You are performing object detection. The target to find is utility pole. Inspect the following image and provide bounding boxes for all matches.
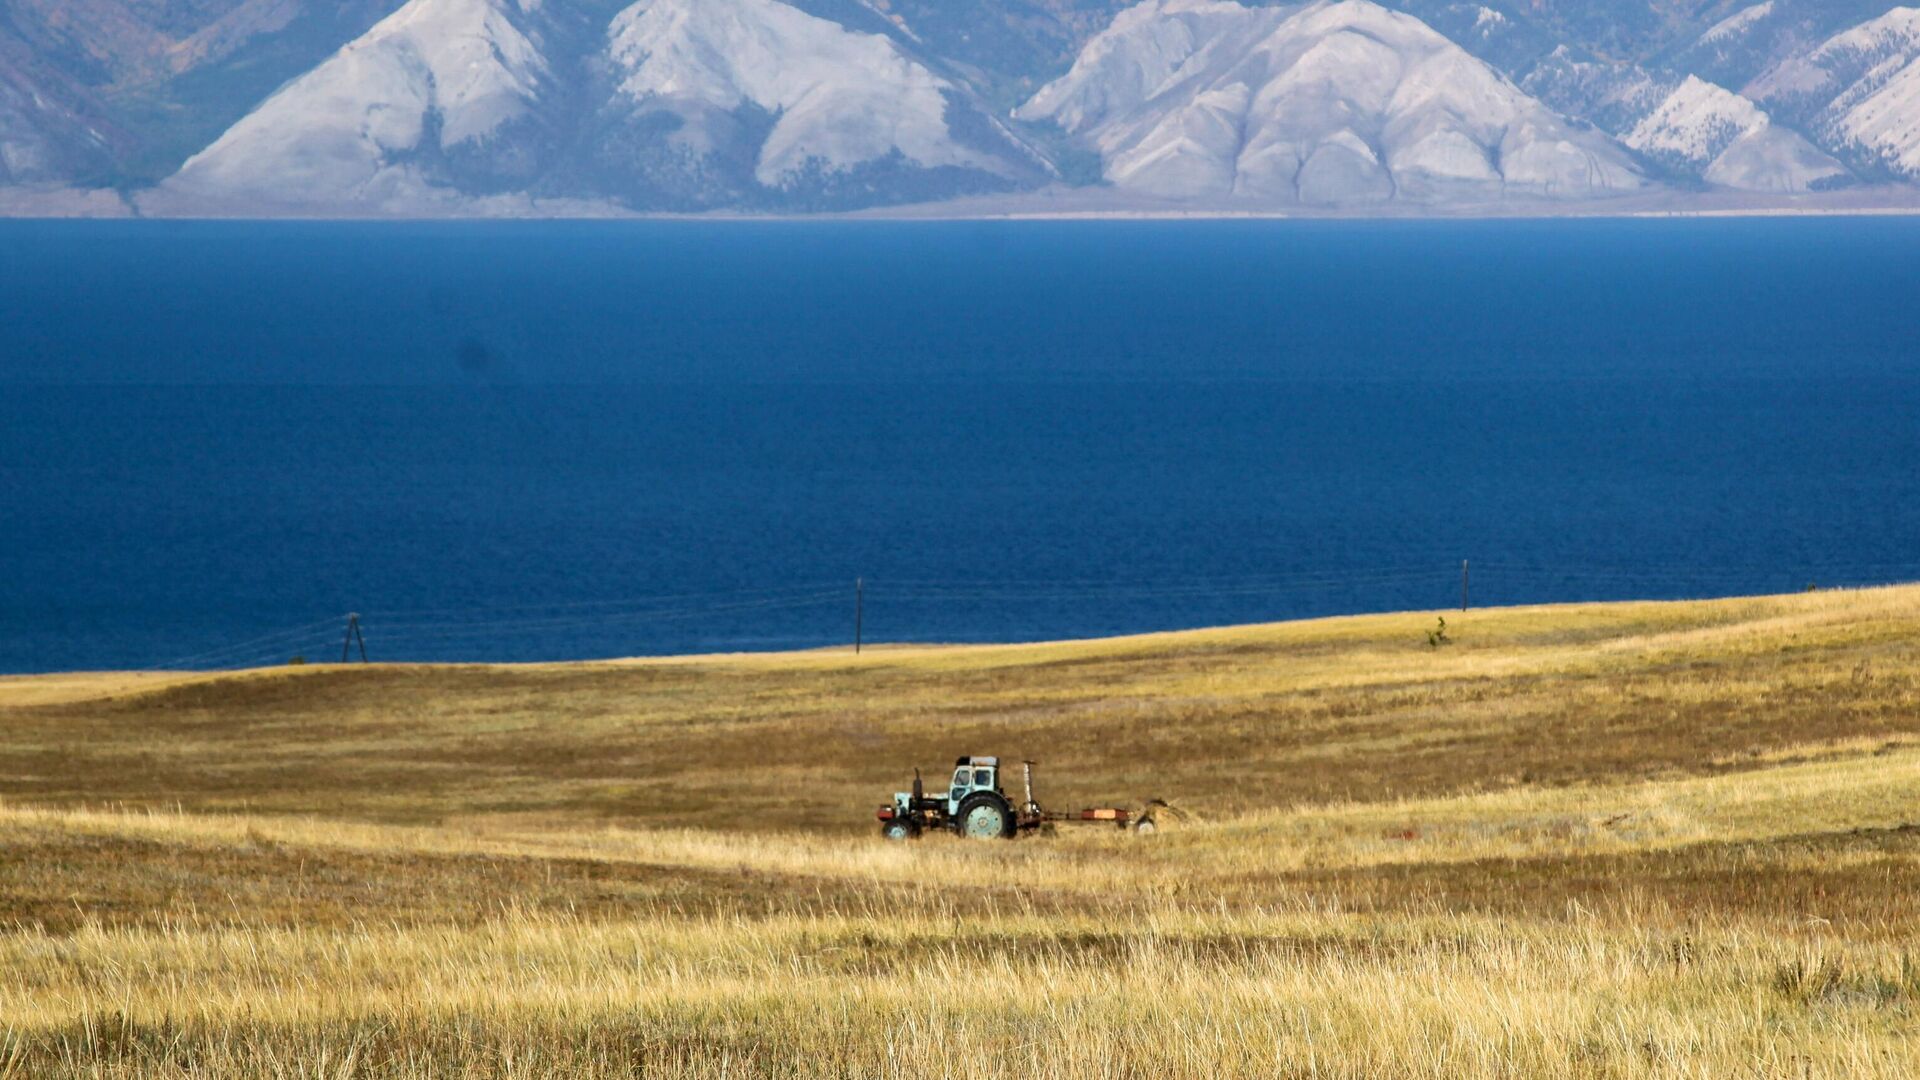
[1461,560,1470,613]
[341,613,368,663]
[854,578,864,654]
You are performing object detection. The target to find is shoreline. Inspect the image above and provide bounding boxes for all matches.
[5,582,1911,687]
[8,184,1920,224]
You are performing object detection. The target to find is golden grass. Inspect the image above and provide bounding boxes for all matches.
[4,585,1920,1076]
[7,908,1920,1079]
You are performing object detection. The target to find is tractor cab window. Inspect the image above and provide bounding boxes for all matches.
[975,769,993,790]
[952,768,971,791]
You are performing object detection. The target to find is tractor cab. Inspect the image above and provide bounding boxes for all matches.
[945,755,1000,815]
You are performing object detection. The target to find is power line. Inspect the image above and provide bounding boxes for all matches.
[872,573,1451,604]
[144,617,347,671]
[361,582,845,621]
[365,591,847,645]
[875,565,1449,589]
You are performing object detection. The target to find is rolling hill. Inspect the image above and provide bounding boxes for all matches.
[2,585,1918,1075]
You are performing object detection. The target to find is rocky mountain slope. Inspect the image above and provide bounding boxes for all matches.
[0,37,116,186]
[0,0,406,186]
[1750,7,1920,179]
[1661,0,1900,90]
[1622,75,1844,191]
[1016,0,1644,205]
[5,0,1920,213]
[164,0,565,208]
[160,0,1043,212]
[598,0,1045,205]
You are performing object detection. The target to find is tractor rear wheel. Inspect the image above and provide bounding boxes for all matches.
[957,794,1015,840]
[881,818,919,841]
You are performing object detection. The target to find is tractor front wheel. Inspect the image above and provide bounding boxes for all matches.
[881,818,920,841]
[957,794,1015,840]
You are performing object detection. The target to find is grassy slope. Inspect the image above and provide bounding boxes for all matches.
[2,585,1919,1076]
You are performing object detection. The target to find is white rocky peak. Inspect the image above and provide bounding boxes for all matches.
[379,0,548,144]
[1751,8,1920,178]
[169,0,550,202]
[1626,76,1843,191]
[607,0,1013,184]
[1629,76,1767,156]
[1810,7,1920,59]
[1751,8,1920,99]
[1834,67,1920,177]
[162,0,1035,209]
[1021,0,1645,204]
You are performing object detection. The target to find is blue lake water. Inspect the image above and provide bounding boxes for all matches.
[3,218,1919,673]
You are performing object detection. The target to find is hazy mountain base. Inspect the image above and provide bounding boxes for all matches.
[0,184,133,217]
[546,98,1035,214]
[111,180,1920,220]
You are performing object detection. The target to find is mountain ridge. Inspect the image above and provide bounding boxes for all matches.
[7,0,1920,215]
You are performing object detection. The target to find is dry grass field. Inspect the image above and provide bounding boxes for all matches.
[3,585,1920,1077]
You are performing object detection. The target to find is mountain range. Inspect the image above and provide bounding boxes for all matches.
[6,0,1920,216]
